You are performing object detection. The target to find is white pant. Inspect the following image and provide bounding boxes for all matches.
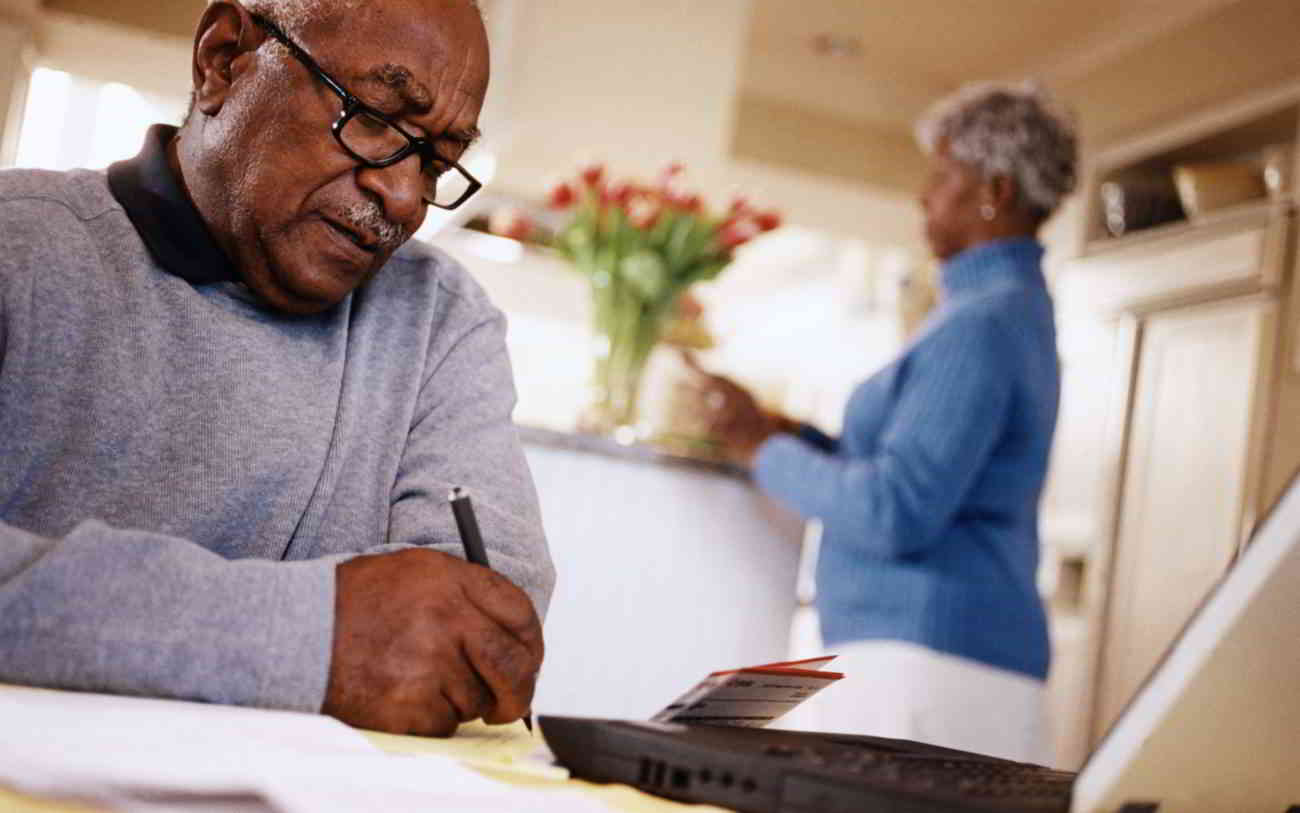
[774,640,1052,765]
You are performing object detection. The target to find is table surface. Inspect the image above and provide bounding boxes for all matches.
[0,693,730,813]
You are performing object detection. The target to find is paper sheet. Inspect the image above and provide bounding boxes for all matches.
[366,719,570,780]
[0,686,607,813]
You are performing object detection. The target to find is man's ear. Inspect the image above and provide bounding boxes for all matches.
[191,1,263,118]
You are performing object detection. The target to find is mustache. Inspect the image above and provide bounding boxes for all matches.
[338,200,408,252]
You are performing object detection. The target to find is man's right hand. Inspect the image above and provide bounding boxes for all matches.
[322,547,543,736]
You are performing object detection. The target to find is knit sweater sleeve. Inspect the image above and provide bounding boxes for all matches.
[754,310,1013,558]
[0,271,6,370]
[0,519,338,711]
[0,180,339,712]
[384,288,556,620]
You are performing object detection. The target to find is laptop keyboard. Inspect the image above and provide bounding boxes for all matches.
[542,716,1078,812]
[764,741,1075,801]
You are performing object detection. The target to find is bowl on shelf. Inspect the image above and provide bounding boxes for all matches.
[1099,175,1185,238]
[1261,143,1294,201]
[1172,161,1266,218]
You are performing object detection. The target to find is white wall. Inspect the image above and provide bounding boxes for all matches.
[495,0,750,185]
[0,1,37,165]
[35,11,191,103]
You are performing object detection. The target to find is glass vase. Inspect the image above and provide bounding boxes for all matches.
[582,275,669,437]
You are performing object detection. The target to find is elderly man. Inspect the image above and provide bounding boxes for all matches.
[0,0,553,737]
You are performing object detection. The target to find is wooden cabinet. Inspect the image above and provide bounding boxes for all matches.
[1055,210,1297,746]
[1044,83,1300,761]
[1095,294,1278,731]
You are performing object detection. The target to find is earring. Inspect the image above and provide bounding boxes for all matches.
[980,203,997,221]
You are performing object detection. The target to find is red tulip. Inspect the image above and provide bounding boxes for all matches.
[580,164,605,187]
[755,210,782,232]
[674,194,703,213]
[728,197,751,216]
[548,182,576,210]
[628,196,662,229]
[603,181,635,208]
[718,219,759,250]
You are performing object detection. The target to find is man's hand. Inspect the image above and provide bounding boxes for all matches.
[322,548,543,737]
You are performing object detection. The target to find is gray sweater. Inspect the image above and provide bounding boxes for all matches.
[0,166,555,712]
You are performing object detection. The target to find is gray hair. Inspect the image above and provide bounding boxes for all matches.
[915,80,1078,221]
[214,0,481,38]
[222,0,360,37]
[183,0,481,122]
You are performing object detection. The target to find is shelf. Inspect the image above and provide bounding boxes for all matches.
[1081,198,1283,258]
[1082,81,1300,252]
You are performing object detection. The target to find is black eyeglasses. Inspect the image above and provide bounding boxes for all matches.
[252,14,482,210]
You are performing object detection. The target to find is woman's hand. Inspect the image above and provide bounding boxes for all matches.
[682,352,794,467]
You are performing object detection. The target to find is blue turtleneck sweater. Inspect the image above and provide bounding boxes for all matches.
[755,237,1058,679]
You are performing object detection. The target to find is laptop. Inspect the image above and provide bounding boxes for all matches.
[541,474,1300,812]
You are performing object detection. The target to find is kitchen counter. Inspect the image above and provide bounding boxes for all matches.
[517,424,744,478]
[518,426,805,720]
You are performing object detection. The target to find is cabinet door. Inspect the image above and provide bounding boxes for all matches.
[1093,294,1278,736]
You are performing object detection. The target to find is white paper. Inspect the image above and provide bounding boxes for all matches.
[0,686,609,812]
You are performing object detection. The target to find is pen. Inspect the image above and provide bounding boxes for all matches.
[449,486,490,568]
[448,487,534,734]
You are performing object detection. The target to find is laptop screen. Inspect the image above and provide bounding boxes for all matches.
[1072,476,1300,812]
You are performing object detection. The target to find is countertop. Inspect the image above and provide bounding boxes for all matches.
[516,425,747,479]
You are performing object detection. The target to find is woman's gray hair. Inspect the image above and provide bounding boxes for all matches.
[916,80,1078,221]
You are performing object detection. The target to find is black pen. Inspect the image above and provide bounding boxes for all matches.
[449,486,490,568]
[448,487,534,734]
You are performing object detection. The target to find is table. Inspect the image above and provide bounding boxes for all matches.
[0,686,730,813]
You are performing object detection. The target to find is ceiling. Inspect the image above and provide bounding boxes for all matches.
[740,0,1244,131]
[43,0,199,40]
[732,0,1300,195]
[36,0,1300,200]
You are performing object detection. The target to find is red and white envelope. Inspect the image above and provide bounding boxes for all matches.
[651,656,843,728]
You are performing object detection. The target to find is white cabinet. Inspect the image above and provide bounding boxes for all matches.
[1050,204,1300,756]
[1043,83,1300,759]
[1095,294,1278,731]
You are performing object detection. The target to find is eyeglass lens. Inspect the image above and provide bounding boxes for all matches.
[339,110,471,207]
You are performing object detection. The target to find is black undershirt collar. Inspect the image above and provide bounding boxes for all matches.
[106,124,238,285]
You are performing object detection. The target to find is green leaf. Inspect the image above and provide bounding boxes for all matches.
[620,250,668,301]
[647,209,678,249]
[693,259,730,282]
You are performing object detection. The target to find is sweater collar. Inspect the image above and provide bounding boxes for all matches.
[106,124,237,286]
[940,236,1045,299]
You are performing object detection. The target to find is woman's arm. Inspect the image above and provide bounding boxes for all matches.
[791,422,839,454]
[682,354,840,462]
[754,312,1013,559]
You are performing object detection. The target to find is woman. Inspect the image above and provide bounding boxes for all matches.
[694,82,1077,764]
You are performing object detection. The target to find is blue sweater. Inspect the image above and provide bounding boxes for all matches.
[755,237,1058,680]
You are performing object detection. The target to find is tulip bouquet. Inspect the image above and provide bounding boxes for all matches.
[548,163,780,433]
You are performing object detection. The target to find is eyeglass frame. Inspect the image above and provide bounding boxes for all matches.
[250,13,482,211]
